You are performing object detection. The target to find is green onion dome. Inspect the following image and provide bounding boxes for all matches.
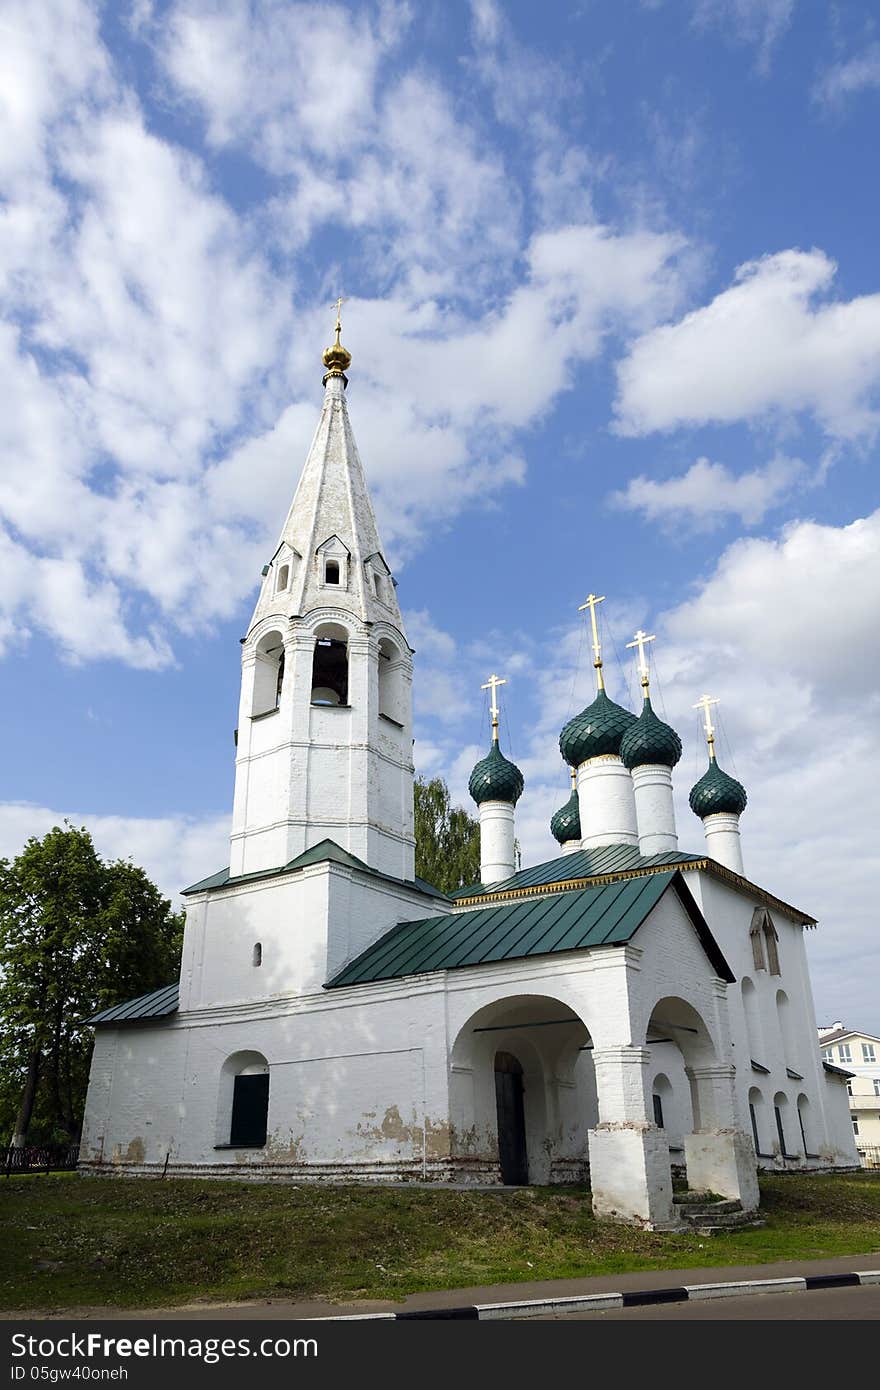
[559,688,637,767]
[689,758,747,818]
[550,788,581,844]
[619,697,682,770]
[468,740,524,806]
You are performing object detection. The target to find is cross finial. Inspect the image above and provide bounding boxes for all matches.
[333,295,347,344]
[577,593,606,691]
[626,628,656,691]
[693,693,720,758]
[481,673,507,741]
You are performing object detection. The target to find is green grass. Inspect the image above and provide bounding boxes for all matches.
[2,1172,879,1311]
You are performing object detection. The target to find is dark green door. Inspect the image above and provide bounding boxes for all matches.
[230,1073,269,1147]
[494,1051,528,1185]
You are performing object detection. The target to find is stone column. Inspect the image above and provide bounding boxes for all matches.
[578,757,639,850]
[702,812,744,874]
[588,1046,674,1228]
[479,800,516,884]
[683,1063,759,1210]
[631,763,678,855]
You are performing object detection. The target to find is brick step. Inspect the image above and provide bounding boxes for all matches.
[674,1197,743,1217]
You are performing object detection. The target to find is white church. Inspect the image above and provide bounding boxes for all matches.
[80,316,857,1228]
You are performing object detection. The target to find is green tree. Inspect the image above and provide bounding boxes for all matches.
[0,824,183,1148]
[414,776,481,895]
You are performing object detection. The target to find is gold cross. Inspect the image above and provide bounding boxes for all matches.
[481,673,507,740]
[626,629,656,689]
[693,693,719,755]
[333,295,347,342]
[578,593,606,690]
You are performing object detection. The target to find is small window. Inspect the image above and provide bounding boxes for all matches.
[652,1093,664,1128]
[852,1114,860,1137]
[276,564,290,592]
[846,1080,853,1096]
[325,559,340,585]
[862,1043,876,1062]
[839,1044,852,1063]
[822,1049,833,1062]
[873,1079,880,1097]
[252,943,262,968]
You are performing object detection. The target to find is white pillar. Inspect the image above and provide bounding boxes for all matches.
[578,757,639,850]
[480,800,515,884]
[702,812,744,874]
[588,1046,674,1227]
[631,764,678,855]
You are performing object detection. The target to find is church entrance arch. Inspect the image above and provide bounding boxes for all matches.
[494,1052,528,1185]
[450,993,594,1185]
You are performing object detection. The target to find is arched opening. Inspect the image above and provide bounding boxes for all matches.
[450,995,592,1185]
[741,975,764,1063]
[773,1091,792,1158]
[651,1072,672,1130]
[494,1052,528,1185]
[252,631,285,717]
[217,1051,269,1149]
[797,1093,815,1157]
[748,1085,769,1157]
[252,942,262,968]
[276,563,290,592]
[311,623,349,706]
[776,989,797,1069]
[378,637,405,725]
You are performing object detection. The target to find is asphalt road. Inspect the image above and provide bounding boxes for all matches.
[534,1284,880,1320]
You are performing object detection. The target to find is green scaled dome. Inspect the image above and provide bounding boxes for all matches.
[468,740,524,806]
[550,788,581,844]
[689,758,747,818]
[620,697,682,770]
[559,688,637,767]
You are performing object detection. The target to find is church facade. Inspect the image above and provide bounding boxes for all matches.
[80,319,857,1228]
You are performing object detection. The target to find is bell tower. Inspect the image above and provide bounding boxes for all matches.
[229,308,416,881]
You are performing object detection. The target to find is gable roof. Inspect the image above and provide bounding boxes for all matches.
[452,841,816,926]
[83,982,179,1027]
[819,1027,880,1047]
[327,869,734,989]
[182,838,448,902]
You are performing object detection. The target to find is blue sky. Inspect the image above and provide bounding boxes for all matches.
[2,0,879,1030]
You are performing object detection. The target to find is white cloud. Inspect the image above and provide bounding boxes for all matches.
[614,249,880,440]
[610,454,808,529]
[0,802,230,904]
[692,0,795,72]
[815,42,880,105]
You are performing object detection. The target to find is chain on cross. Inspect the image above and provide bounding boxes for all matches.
[626,628,656,690]
[578,593,606,690]
[481,673,507,740]
[693,693,720,753]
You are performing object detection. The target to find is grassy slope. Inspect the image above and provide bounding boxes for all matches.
[2,1173,879,1311]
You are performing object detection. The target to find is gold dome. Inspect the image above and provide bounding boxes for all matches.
[322,299,352,381]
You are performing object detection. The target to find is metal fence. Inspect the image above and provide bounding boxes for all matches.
[857,1145,880,1170]
[2,1143,80,1176]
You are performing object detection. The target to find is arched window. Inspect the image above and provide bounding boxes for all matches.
[797,1093,814,1156]
[773,1091,791,1157]
[652,1073,673,1129]
[252,943,262,967]
[378,637,406,725]
[741,976,763,1063]
[311,623,349,706]
[252,632,285,717]
[748,1086,767,1156]
[217,1052,269,1149]
[776,989,797,1069]
[276,563,290,592]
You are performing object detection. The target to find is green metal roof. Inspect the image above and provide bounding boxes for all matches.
[468,739,525,806]
[453,842,699,901]
[182,838,448,902]
[327,870,734,988]
[560,688,637,766]
[84,982,179,1026]
[620,696,682,770]
[689,757,748,818]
